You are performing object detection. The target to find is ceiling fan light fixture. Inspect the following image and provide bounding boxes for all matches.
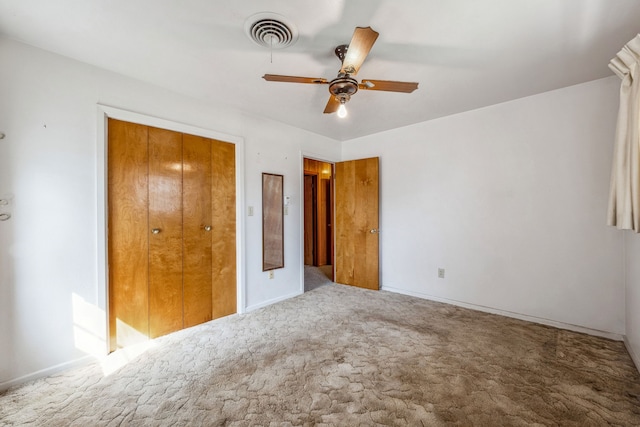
[244,12,298,49]
[337,95,349,118]
[337,102,348,119]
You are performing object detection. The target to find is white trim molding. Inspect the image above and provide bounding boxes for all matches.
[381,285,625,342]
[0,356,94,393]
[624,336,640,372]
[245,290,303,313]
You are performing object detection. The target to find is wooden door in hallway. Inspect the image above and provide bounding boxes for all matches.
[334,157,379,290]
[107,118,236,351]
[303,159,333,269]
[304,174,317,265]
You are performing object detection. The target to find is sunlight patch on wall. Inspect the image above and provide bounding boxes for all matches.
[72,293,106,358]
[72,293,156,377]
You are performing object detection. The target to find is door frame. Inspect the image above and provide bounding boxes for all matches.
[97,105,246,356]
[299,152,340,293]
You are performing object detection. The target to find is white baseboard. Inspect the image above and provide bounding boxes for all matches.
[244,290,303,313]
[1,291,303,392]
[623,336,640,372]
[381,286,624,341]
[0,355,95,393]
[3,288,631,393]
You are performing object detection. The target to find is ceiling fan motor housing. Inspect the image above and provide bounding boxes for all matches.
[329,75,358,99]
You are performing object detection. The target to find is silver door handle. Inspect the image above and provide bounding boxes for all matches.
[204,225,212,231]
[151,228,161,234]
[370,229,379,234]
[0,213,10,221]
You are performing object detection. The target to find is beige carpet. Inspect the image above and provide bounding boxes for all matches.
[2,284,640,426]
[304,265,333,292]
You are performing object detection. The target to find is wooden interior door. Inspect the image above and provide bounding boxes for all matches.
[108,119,150,349]
[183,134,213,328]
[324,178,333,269]
[148,127,184,338]
[334,157,379,290]
[303,158,334,268]
[211,139,237,319]
[304,174,316,265]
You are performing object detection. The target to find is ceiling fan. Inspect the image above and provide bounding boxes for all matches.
[262,26,419,118]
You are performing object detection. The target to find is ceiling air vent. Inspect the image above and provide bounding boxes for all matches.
[244,13,298,49]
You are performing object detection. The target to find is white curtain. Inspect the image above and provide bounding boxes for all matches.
[608,34,640,232]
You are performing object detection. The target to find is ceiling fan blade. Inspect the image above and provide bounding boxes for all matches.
[323,96,340,114]
[359,79,419,93]
[263,74,328,84]
[340,26,379,76]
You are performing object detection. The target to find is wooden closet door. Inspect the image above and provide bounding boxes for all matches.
[211,140,236,318]
[148,127,184,338]
[108,119,150,350]
[183,134,213,328]
[109,120,237,350]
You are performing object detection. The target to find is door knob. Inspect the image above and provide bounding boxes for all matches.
[151,228,161,234]
[204,225,212,231]
[0,213,10,221]
[370,229,379,234]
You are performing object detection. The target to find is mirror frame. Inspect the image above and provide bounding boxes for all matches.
[262,173,284,271]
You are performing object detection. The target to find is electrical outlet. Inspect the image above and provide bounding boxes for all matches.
[284,206,288,215]
[438,268,445,279]
[248,206,254,216]
[268,270,274,279]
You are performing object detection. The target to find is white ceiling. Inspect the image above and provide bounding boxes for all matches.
[1,0,639,141]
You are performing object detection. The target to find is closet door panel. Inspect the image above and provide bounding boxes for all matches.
[211,140,236,318]
[148,127,184,338]
[183,134,213,328]
[108,119,150,351]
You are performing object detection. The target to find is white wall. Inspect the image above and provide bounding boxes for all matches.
[625,233,640,369]
[0,37,340,389]
[343,77,625,336]
[241,115,340,310]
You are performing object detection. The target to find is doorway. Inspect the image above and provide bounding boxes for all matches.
[302,156,381,292]
[303,158,334,290]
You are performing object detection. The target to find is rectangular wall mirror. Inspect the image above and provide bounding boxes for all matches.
[262,173,284,271]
